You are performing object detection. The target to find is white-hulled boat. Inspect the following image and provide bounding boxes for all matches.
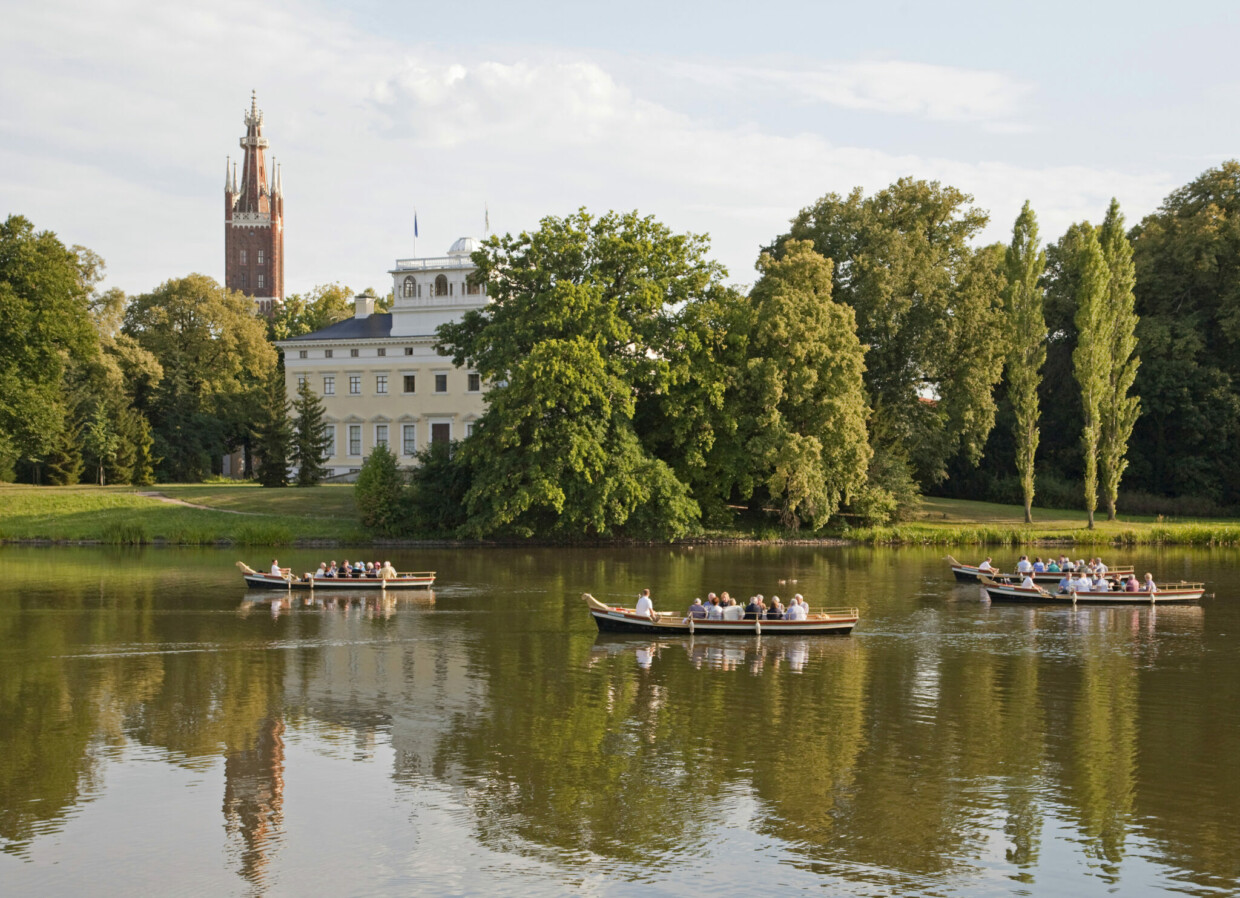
[979,576,1205,605]
[237,562,435,590]
[582,594,858,635]
[946,555,1134,585]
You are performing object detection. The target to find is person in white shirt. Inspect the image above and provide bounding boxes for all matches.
[1095,558,1109,575]
[1074,573,1092,592]
[314,563,327,579]
[1091,574,1109,592]
[795,594,809,618]
[978,557,995,574]
[635,589,657,621]
[1016,556,1033,574]
[270,559,284,577]
[1020,574,1036,589]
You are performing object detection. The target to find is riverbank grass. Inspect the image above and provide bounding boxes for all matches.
[0,483,365,545]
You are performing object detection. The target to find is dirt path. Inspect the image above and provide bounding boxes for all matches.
[137,491,259,515]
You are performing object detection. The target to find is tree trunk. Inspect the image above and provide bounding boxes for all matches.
[1024,500,1033,524]
[1087,508,1095,529]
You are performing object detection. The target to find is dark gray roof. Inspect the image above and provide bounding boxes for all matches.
[285,314,393,341]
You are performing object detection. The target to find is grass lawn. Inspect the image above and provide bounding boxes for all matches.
[0,483,365,545]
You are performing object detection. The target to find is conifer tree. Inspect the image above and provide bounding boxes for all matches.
[43,419,84,485]
[131,414,156,486]
[1003,202,1047,524]
[254,367,293,487]
[292,379,332,486]
[1070,224,1111,529]
[1098,199,1141,520]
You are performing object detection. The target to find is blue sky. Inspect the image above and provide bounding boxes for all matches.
[2,0,1237,296]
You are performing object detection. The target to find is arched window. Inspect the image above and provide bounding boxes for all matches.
[466,281,481,295]
[435,274,449,296]
[402,276,416,298]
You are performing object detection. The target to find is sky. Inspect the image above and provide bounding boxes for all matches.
[3,0,1239,297]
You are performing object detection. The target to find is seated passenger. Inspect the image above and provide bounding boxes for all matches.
[1032,557,1045,573]
[1091,575,1109,591]
[1141,573,1158,593]
[1057,574,1072,593]
[978,557,995,574]
[723,603,744,621]
[1047,559,1061,572]
[270,559,283,577]
[314,563,328,579]
[380,561,397,580]
[1020,573,1036,589]
[687,598,707,619]
[340,559,351,578]
[796,594,810,617]
[1016,555,1033,573]
[1096,558,1109,575]
[743,597,762,620]
[635,588,657,620]
[706,596,723,620]
[767,597,784,620]
[1124,575,1139,592]
[1074,573,1092,591]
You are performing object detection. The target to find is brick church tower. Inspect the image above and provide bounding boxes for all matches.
[225,91,283,313]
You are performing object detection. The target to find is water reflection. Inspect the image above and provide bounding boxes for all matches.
[0,546,1238,896]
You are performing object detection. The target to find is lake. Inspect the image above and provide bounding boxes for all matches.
[1,545,1237,896]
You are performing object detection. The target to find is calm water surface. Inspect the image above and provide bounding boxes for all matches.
[1,545,1238,896]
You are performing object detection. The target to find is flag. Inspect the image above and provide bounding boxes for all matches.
[414,211,419,238]
[485,204,489,235]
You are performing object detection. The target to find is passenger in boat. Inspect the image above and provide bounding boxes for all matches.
[1016,555,1033,574]
[978,557,995,574]
[635,588,657,621]
[723,602,744,621]
[380,561,397,580]
[1057,574,1072,594]
[364,562,375,577]
[1074,572,1092,592]
[1091,573,1110,591]
[1020,573,1036,589]
[1033,557,1045,573]
[1141,573,1158,594]
[1096,558,1109,575]
[339,559,351,578]
[1124,574,1139,592]
[719,591,733,607]
[797,594,810,617]
[768,597,785,620]
[744,596,762,620]
[270,559,283,577]
[706,596,723,620]
[687,598,707,620]
[314,562,328,579]
[1047,558,1061,572]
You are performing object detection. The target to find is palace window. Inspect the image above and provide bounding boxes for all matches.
[375,424,389,449]
[349,375,361,395]
[377,348,386,357]
[298,350,307,359]
[323,375,335,395]
[403,375,416,393]
[376,374,388,394]
[403,276,416,298]
[348,425,362,456]
[404,347,414,356]
[431,422,451,444]
[325,349,333,359]
[466,281,481,295]
[402,425,417,457]
[350,348,359,358]
[467,373,481,392]
[435,374,448,393]
[321,425,335,459]
[465,422,476,438]
[296,375,307,389]
[435,275,448,296]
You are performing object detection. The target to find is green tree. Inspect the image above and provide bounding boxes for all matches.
[1003,202,1048,523]
[770,179,1006,494]
[1070,224,1111,528]
[82,409,120,485]
[131,413,156,486]
[254,367,293,487]
[406,440,473,535]
[123,274,276,481]
[354,444,407,536]
[437,210,713,539]
[291,379,332,486]
[742,241,871,529]
[42,421,84,485]
[267,283,354,340]
[0,216,98,472]
[1097,199,1141,520]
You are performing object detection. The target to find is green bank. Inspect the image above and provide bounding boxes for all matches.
[0,483,366,545]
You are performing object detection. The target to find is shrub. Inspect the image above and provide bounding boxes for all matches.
[354,445,409,536]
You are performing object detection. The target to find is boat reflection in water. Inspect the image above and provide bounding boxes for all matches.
[589,634,845,673]
[238,590,436,620]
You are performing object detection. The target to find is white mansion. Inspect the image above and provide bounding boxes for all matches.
[277,238,488,478]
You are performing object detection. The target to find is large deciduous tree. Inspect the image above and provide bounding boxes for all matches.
[1097,199,1141,520]
[742,241,871,529]
[770,178,1006,499]
[0,216,98,477]
[123,274,276,481]
[1069,224,1111,528]
[437,209,714,540]
[1003,202,1047,523]
[267,283,355,341]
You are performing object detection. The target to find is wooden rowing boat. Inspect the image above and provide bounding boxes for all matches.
[237,562,435,590]
[582,593,858,635]
[946,555,1134,585]
[979,576,1205,605]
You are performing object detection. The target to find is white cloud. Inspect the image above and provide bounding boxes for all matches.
[0,0,1180,297]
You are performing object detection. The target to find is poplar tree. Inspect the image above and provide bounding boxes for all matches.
[1070,225,1111,528]
[1003,202,1047,524]
[1097,199,1141,520]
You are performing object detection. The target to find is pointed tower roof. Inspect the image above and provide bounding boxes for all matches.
[235,90,271,214]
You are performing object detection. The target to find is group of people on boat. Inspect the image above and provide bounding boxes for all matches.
[979,555,1114,575]
[1050,571,1157,594]
[977,554,1158,594]
[672,591,813,621]
[269,558,399,581]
